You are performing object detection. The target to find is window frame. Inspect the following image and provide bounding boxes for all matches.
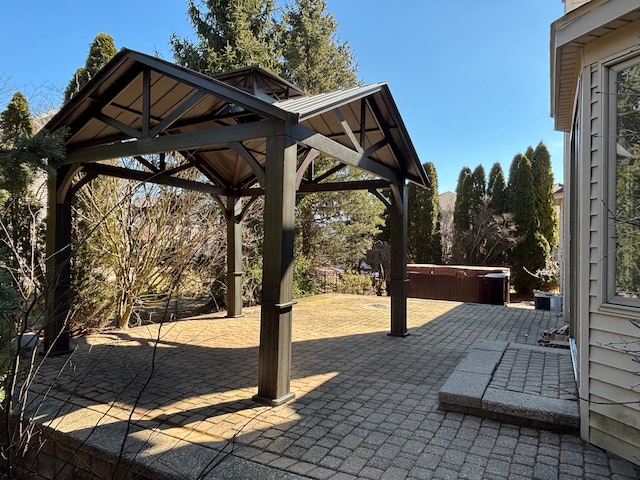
[605,55,640,308]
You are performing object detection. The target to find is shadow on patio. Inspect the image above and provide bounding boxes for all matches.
[20,294,639,479]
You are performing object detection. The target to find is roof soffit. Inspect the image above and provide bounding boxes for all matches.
[552,1,640,131]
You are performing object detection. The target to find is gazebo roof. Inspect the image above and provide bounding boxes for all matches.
[45,48,427,194]
[44,49,423,398]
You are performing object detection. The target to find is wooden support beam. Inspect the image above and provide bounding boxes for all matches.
[65,120,279,165]
[334,109,363,153]
[360,99,367,149]
[254,133,297,406]
[95,113,142,139]
[141,68,151,138]
[369,187,392,209]
[364,138,389,158]
[56,165,83,203]
[240,195,261,218]
[81,163,227,195]
[298,179,390,193]
[226,196,243,318]
[45,166,73,354]
[148,90,207,138]
[295,148,320,189]
[369,93,410,177]
[388,182,409,337]
[70,172,97,198]
[234,179,390,197]
[312,163,346,184]
[229,141,266,186]
[290,124,403,184]
[134,155,160,173]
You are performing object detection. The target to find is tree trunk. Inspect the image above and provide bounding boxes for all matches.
[117,295,134,329]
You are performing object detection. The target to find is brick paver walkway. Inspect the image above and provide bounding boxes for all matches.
[490,345,577,401]
[28,294,640,479]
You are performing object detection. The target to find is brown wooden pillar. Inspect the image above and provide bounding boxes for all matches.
[45,166,73,354]
[226,195,243,318]
[253,131,297,405]
[389,183,409,337]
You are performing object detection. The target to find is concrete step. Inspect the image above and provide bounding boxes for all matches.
[438,339,579,432]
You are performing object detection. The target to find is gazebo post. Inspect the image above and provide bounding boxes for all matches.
[253,132,297,405]
[389,182,409,337]
[45,166,73,354]
[226,195,243,318]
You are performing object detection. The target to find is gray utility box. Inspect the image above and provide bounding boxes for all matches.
[534,291,563,312]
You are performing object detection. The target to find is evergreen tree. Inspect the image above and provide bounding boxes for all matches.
[524,145,534,163]
[452,163,520,265]
[508,152,520,188]
[471,164,486,219]
[279,0,361,264]
[1,92,36,273]
[63,33,117,102]
[471,164,486,200]
[508,154,549,293]
[487,162,500,198]
[0,93,65,310]
[279,0,381,273]
[281,0,358,93]
[408,162,440,263]
[488,162,507,213]
[169,0,378,286]
[0,92,36,196]
[453,166,474,234]
[0,92,32,147]
[507,154,522,212]
[0,109,65,473]
[531,142,558,247]
[170,0,280,75]
[63,34,119,326]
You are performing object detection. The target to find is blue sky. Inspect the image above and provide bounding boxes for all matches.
[0,0,565,193]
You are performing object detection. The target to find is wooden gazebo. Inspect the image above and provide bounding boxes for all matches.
[44,49,428,405]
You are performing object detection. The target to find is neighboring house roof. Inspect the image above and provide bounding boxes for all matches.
[44,48,427,191]
[553,183,564,206]
[32,110,57,132]
[553,183,564,195]
[439,191,456,213]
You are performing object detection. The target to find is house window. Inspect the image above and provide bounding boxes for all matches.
[611,61,640,302]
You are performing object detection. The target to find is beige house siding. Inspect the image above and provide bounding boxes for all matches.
[565,24,640,464]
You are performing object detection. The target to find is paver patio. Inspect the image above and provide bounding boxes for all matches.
[25,294,640,479]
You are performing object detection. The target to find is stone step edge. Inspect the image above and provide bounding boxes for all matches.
[438,340,579,432]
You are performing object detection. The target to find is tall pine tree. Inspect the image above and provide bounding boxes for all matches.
[0,92,32,147]
[63,34,119,327]
[170,0,281,75]
[471,164,486,200]
[487,162,507,213]
[1,93,36,281]
[0,93,65,304]
[471,164,486,220]
[280,0,357,93]
[453,166,474,234]
[531,142,558,248]
[408,162,440,263]
[280,0,376,273]
[63,33,117,103]
[508,153,549,293]
[170,0,382,285]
